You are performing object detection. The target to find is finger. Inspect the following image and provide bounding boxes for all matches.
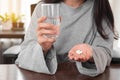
[69,49,81,61]
[37,23,55,30]
[80,54,87,62]
[37,23,57,32]
[38,36,56,44]
[45,37,56,43]
[38,16,47,23]
[46,37,56,43]
[73,51,80,61]
[82,50,88,60]
[85,51,93,61]
[42,42,53,51]
[86,46,93,60]
[68,50,76,59]
[69,56,74,60]
[37,29,57,37]
[75,53,85,62]
[74,56,79,61]
[68,50,74,57]
[70,54,78,61]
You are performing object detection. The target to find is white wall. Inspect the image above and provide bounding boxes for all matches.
[21,0,40,30]
[112,1,120,34]
[112,1,120,47]
[110,0,120,57]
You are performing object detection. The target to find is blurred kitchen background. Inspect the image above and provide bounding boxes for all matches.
[0,0,39,64]
[0,0,120,64]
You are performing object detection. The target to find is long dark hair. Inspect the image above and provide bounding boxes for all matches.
[43,0,115,39]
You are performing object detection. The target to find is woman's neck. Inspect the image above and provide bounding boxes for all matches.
[64,0,85,8]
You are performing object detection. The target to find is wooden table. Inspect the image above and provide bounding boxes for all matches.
[0,62,120,80]
[0,30,25,40]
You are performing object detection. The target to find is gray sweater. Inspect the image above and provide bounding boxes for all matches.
[16,0,114,77]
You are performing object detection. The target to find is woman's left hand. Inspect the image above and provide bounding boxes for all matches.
[68,44,93,62]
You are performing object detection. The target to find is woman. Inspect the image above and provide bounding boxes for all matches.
[16,0,115,76]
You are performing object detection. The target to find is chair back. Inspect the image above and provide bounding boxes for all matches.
[31,4,37,16]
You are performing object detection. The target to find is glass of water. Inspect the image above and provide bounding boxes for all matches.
[41,3,60,38]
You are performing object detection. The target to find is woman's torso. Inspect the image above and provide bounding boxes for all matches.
[53,0,94,62]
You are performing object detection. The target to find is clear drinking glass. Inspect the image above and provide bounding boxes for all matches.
[41,3,60,38]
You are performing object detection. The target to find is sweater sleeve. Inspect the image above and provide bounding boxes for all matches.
[76,23,114,77]
[15,3,58,74]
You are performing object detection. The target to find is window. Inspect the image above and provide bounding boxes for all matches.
[0,0,40,30]
[111,1,120,46]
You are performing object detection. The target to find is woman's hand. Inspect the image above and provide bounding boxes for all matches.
[36,16,59,53]
[68,44,93,62]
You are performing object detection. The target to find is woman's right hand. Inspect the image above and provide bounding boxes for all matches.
[36,16,59,53]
